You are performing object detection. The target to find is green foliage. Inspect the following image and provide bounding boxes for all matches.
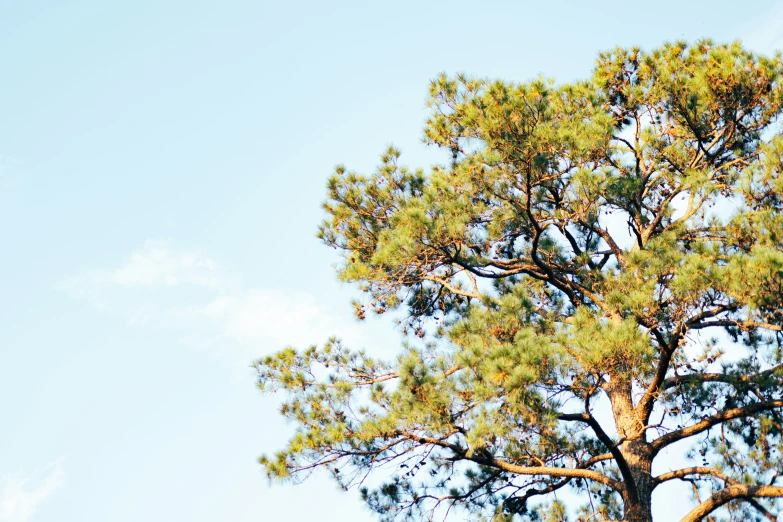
[257,41,783,521]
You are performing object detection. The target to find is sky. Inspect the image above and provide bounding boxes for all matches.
[1,1,783,521]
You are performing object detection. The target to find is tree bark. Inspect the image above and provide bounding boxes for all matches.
[620,439,654,522]
[605,376,654,522]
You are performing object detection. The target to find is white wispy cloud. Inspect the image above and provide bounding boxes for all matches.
[0,459,65,522]
[61,240,235,309]
[199,289,361,347]
[61,241,364,358]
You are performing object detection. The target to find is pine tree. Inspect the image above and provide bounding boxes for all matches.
[255,40,783,521]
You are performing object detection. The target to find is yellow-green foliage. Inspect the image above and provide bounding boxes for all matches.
[258,41,783,521]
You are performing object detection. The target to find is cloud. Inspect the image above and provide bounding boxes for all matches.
[0,459,65,522]
[61,241,364,358]
[61,240,234,309]
[201,289,363,347]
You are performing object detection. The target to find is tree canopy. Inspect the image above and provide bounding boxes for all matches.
[255,40,783,522]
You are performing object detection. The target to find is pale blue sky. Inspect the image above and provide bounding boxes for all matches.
[2,1,783,521]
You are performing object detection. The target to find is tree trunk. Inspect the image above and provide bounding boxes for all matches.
[624,500,653,522]
[621,439,654,522]
[605,376,655,522]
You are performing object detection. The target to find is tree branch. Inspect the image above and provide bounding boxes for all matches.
[651,400,783,454]
[637,342,675,423]
[662,364,783,391]
[503,453,614,512]
[688,319,782,332]
[558,412,636,490]
[653,466,739,487]
[748,498,778,522]
[399,431,624,492]
[680,484,783,522]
